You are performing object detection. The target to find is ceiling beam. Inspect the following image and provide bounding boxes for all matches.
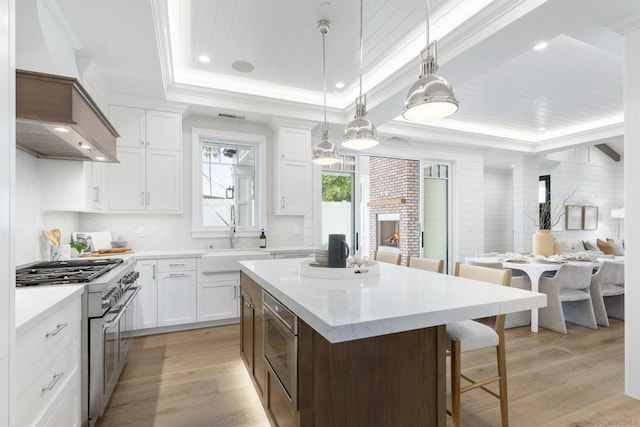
[595,143,621,161]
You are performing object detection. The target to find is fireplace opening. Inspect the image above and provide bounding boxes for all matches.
[377,213,400,248]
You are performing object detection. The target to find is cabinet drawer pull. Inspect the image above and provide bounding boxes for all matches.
[140,141,145,146]
[153,264,156,279]
[281,196,285,209]
[41,372,64,392]
[147,191,150,206]
[169,273,188,277]
[45,322,68,338]
[169,263,186,267]
[141,192,145,206]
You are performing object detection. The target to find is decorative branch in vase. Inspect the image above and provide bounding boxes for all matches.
[527,188,584,256]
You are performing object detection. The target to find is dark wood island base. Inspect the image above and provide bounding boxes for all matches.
[241,272,446,427]
[298,320,446,427]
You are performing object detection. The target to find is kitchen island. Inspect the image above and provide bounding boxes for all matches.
[239,258,546,427]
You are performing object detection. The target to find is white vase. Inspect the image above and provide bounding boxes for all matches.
[533,230,554,257]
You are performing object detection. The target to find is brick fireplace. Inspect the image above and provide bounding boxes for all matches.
[368,157,420,265]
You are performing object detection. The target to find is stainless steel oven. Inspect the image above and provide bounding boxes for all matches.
[89,268,140,426]
[263,291,298,406]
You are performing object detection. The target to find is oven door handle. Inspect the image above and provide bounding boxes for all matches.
[104,286,141,329]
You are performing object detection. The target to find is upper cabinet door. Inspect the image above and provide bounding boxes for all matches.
[145,111,181,151]
[277,127,310,161]
[109,106,146,149]
[146,150,181,212]
[107,147,146,211]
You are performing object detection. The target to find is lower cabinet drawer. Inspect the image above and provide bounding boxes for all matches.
[266,364,298,427]
[38,369,81,427]
[16,297,81,379]
[16,333,80,427]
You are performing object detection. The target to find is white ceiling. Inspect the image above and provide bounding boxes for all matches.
[51,0,640,167]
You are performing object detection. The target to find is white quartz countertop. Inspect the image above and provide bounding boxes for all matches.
[239,258,547,343]
[15,285,84,336]
[132,246,315,259]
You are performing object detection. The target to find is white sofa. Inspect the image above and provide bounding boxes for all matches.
[555,237,624,257]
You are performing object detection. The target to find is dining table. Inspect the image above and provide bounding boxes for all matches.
[464,255,622,332]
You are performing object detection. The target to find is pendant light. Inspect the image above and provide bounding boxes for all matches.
[402,0,459,122]
[312,20,340,166]
[342,0,378,150]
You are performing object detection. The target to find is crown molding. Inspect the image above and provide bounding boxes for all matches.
[608,12,640,35]
[151,0,174,96]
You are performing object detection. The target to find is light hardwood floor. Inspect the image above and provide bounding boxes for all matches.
[97,320,640,427]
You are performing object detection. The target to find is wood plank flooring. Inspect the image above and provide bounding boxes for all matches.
[97,320,640,427]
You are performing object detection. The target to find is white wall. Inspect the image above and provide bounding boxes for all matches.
[484,169,514,253]
[1,0,15,425]
[80,114,305,251]
[15,150,80,264]
[543,146,623,241]
[453,154,485,262]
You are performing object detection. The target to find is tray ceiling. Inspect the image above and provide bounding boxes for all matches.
[50,0,640,162]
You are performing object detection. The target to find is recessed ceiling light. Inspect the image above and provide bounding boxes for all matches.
[533,42,548,51]
[53,127,70,133]
[335,82,345,89]
[96,156,105,161]
[538,127,546,131]
[232,60,254,73]
[198,54,211,64]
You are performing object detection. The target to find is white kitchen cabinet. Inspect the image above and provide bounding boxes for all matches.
[157,258,197,327]
[39,159,107,212]
[278,160,309,214]
[106,105,182,213]
[197,278,239,322]
[16,294,81,427]
[109,106,181,151]
[106,146,180,212]
[84,161,107,210]
[135,260,158,330]
[274,125,312,215]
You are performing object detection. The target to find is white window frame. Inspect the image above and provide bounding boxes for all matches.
[191,128,267,238]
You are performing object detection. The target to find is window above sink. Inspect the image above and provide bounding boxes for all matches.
[191,128,267,238]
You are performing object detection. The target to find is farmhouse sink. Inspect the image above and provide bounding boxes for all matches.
[200,250,272,273]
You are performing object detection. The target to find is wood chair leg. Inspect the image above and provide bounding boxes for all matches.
[451,339,461,427]
[497,341,509,427]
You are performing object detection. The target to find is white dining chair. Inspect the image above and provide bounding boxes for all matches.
[447,262,512,427]
[538,263,597,334]
[590,261,624,326]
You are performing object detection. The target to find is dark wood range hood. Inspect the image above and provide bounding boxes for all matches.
[16,69,120,162]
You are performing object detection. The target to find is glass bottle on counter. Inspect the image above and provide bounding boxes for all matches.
[259,229,267,248]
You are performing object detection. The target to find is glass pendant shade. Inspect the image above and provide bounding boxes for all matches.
[342,101,379,150]
[312,129,340,165]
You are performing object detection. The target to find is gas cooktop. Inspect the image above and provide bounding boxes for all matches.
[16,258,124,286]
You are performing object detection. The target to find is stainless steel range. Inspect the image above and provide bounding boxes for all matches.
[16,257,140,427]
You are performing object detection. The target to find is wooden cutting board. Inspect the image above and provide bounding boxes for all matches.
[81,248,133,257]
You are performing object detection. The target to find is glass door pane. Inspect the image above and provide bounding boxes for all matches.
[423,163,450,272]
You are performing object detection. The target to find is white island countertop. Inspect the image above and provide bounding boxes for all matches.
[239,258,547,343]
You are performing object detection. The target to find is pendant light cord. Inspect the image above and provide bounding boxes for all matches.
[425,0,430,46]
[358,0,363,99]
[322,27,328,132]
